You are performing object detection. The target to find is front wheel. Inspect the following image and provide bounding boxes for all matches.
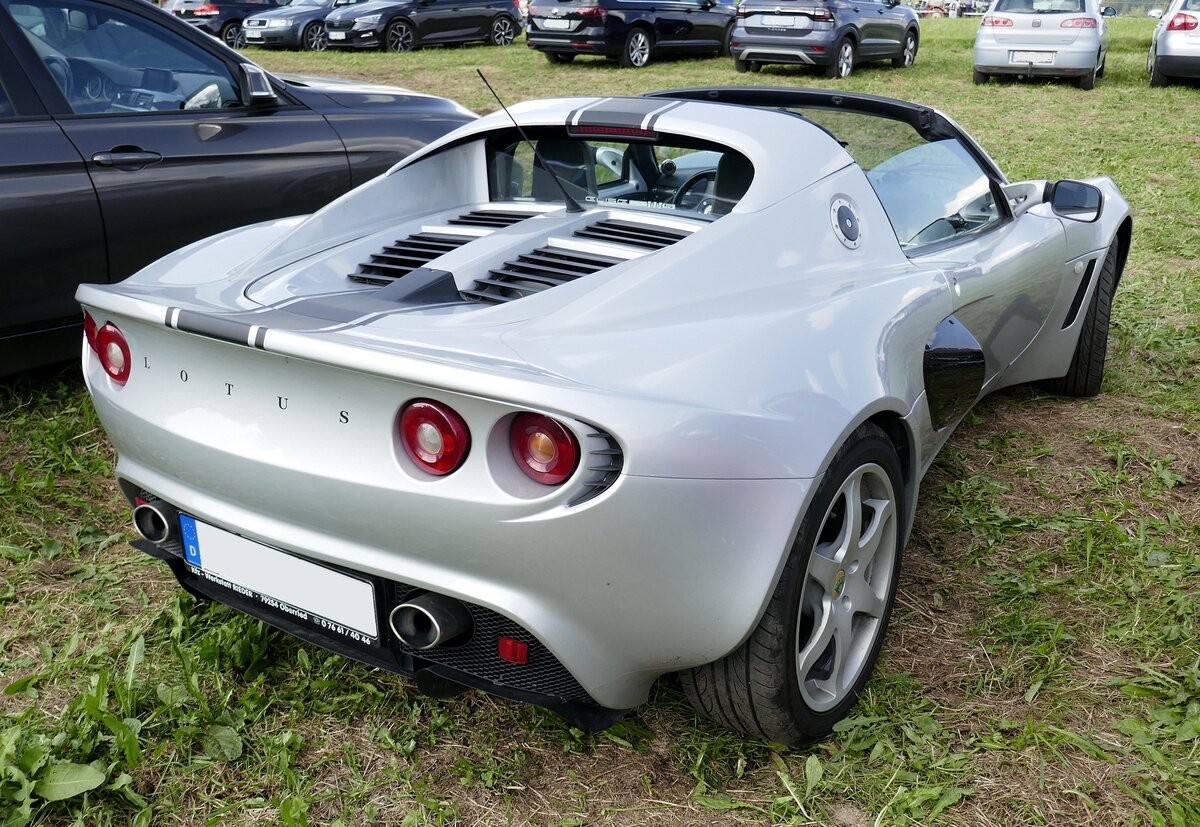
[1039,239,1119,397]
[385,19,416,52]
[619,27,651,68]
[680,422,905,745]
[300,22,326,51]
[489,15,516,46]
[824,37,854,79]
[893,29,917,68]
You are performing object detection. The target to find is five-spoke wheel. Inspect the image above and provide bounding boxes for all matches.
[825,37,855,79]
[619,28,651,68]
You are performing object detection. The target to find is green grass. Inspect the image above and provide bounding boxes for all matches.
[3,19,1199,826]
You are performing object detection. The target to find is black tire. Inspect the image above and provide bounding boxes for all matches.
[489,15,516,46]
[1149,56,1169,87]
[221,22,245,49]
[680,422,905,745]
[719,23,733,57]
[619,27,651,68]
[824,37,854,79]
[1040,240,1119,397]
[385,19,416,52]
[972,68,989,84]
[1076,58,1098,90]
[300,22,326,51]
[893,28,917,68]
[544,51,576,64]
[734,56,749,73]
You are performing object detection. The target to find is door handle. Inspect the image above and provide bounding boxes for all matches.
[92,150,163,170]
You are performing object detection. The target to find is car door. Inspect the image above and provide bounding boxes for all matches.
[651,0,694,48]
[874,0,907,54]
[7,0,352,280]
[0,9,107,371]
[450,0,499,39]
[853,0,892,57]
[410,0,459,41]
[682,0,727,49]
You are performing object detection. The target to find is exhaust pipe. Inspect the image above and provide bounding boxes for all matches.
[133,500,178,545]
[389,592,473,650]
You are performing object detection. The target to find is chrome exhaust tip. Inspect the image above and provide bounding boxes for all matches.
[389,592,473,650]
[133,501,177,545]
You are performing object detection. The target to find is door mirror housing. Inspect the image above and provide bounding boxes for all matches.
[1001,180,1048,219]
[1047,180,1103,223]
[240,64,278,108]
[1100,6,1116,15]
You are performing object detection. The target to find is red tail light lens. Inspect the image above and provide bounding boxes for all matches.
[577,6,604,16]
[1060,16,1098,27]
[510,413,579,486]
[193,3,219,14]
[83,311,98,354]
[980,15,1013,26]
[399,400,471,476]
[1168,12,1198,30]
[95,323,131,385]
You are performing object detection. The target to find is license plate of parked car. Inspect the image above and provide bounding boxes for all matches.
[328,30,346,39]
[759,14,796,26]
[179,515,379,645]
[244,31,262,39]
[1011,50,1053,64]
[541,17,571,28]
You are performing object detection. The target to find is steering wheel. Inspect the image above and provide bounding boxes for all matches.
[44,55,73,99]
[673,169,716,209]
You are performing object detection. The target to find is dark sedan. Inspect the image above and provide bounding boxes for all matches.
[0,0,475,375]
[323,0,522,51]
[161,0,284,48]
[243,0,366,50]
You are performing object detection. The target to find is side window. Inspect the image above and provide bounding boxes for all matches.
[8,0,243,114]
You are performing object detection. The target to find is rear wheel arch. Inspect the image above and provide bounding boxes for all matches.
[1113,217,1132,290]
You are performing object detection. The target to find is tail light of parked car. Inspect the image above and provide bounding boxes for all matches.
[738,4,832,20]
[398,400,471,476]
[980,15,1013,26]
[1059,17,1098,27]
[510,413,579,486]
[1167,12,1198,30]
[192,4,220,15]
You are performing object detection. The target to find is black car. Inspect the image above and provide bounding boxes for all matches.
[525,0,736,68]
[0,0,475,375]
[730,0,919,78]
[243,0,365,50]
[162,0,283,47]
[323,0,522,51]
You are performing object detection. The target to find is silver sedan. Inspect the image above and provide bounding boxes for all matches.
[973,0,1113,89]
[1149,0,1200,85]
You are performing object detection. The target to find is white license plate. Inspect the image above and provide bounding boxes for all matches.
[1011,50,1053,65]
[180,515,379,644]
[244,30,262,38]
[759,14,796,26]
[328,30,346,39]
[541,17,570,29]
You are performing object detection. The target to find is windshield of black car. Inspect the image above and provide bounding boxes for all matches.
[486,128,753,218]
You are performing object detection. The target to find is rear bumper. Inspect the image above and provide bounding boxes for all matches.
[730,28,835,66]
[1155,52,1200,79]
[974,41,1100,75]
[525,25,620,55]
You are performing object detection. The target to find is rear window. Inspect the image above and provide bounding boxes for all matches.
[993,0,1086,12]
[487,128,753,218]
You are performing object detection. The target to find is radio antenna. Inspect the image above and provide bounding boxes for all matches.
[476,69,583,214]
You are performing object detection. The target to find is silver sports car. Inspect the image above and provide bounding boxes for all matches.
[78,87,1131,744]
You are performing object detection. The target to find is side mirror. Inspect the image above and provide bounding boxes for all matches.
[1047,180,1103,223]
[1100,5,1116,15]
[1001,180,1047,218]
[240,64,277,107]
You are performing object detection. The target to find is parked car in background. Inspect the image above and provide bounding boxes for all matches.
[1148,0,1200,85]
[77,85,1131,743]
[243,0,364,49]
[0,0,474,375]
[323,0,522,51]
[973,0,1115,89]
[731,0,920,78]
[162,0,282,47]
[525,0,736,68]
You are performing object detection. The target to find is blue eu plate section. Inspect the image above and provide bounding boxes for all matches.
[180,514,202,566]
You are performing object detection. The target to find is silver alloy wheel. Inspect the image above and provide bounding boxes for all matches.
[902,33,916,66]
[491,16,515,45]
[303,23,327,51]
[223,24,246,49]
[836,40,854,77]
[794,461,897,712]
[628,30,650,67]
[387,21,414,52]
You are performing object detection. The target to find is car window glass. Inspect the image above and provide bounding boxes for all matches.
[993,0,1085,11]
[4,0,243,114]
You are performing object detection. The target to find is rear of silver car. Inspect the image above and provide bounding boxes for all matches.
[973,0,1108,87]
[1149,0,1200,84]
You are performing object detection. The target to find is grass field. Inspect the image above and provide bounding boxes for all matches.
[2,17,1199,827]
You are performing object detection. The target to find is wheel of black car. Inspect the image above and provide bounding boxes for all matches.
[222,22,246,49]
[386,19,416,52]
[824,37,854,79]
[1040,239,1119,398]
[545,51,576,64]
[301,22,326,51]
[893,29,917,68]
[489,15,516,46]
[972,68,989,84]
[720,22,733,57]
[619,27,651,68]
[1149,56,1169,87]
[680,422,904,745]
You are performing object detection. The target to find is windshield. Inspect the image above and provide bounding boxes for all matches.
[993,0,1086,13]
[487,128,753,218]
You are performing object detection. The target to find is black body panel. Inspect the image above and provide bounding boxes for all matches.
[923,315,986,431]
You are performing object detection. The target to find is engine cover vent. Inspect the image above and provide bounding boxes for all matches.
[461,246,625,304]
[448,209,537,229]
[348,232,473,286]
[573,218,690,250]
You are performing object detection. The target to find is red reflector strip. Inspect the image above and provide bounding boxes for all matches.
[134,496,149,506]
[568,124,658,140]
[497,637,529,664]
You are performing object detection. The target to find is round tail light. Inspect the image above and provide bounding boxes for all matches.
[95,323,131,385]
[399,400,471,476]
[83,311,98,354]
[510,413,579,486]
